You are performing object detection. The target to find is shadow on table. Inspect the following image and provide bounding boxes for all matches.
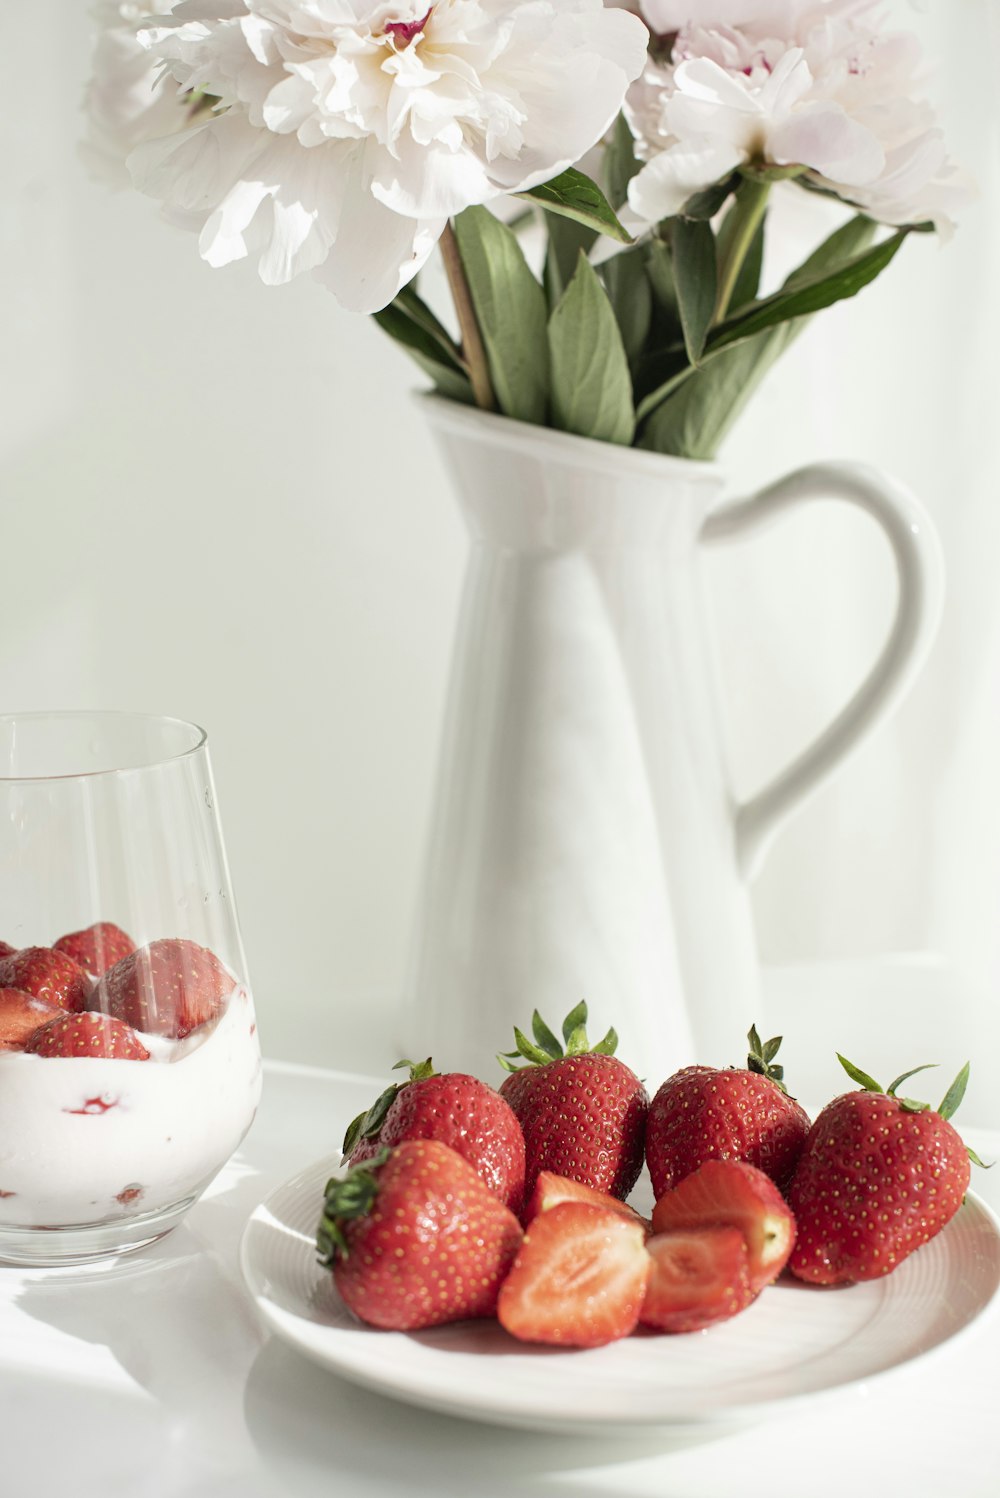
[10,1157,271,1474]
[242,1337,741,1498]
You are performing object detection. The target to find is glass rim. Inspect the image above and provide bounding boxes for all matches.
[0,711,209,783]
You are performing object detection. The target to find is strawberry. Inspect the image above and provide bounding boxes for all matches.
[521,1170,650,1231]
[651,1158,796,1294]
[498,1003,648,1200]
[641,1227,754,1334]
[54,922,135,976]
[93,938,232,1038]
[25,1011,151,1060]
[497,1201,650,1348]
[342,1058,526,1214]
[788,1056,978,1286]
[645,1026,810,1198]
[0,988,62,1050]
[0,941,17,960]
[317,1140,523,1331]
[0,947,90,1014]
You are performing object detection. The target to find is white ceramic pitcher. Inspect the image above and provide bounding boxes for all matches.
[400,397,944,1082]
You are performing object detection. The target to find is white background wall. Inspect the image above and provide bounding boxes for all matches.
[0,3,997,1077]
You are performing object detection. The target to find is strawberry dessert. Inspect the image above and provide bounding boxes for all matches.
[0,932,261,1232]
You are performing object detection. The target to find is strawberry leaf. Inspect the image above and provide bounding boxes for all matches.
[561,1001,588,1045]
[591,1026,619,1057]
[565,1024,590,1056]
[392,1057,437,1082]
[531,1010,564,1060]
[886,1063,937,1098]
[762,1035,783,1065]
[897,1097,931,1114]
[837,1054,883,1093]
[938,1062,970,1121]
[341,1083,401,1155]
[512,1027,554,1066]
[317,1150,391,1263]
[967,1146,992,1169]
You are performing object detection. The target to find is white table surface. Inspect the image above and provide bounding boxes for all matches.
[2,1054,998,1498]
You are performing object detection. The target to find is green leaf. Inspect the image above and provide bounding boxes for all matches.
[452,205,549,424]
[519,167,633,244]
[374,297,474,404]
[543,213,598,309]
[561,1001,589,1046]
[967,1146,992,1170]
[681,174,739,221]
[886,1063,937,1098]
[565,1024,590,1056]
[600,246,653,372]
[938,1062,970,1122]
[604,112,641,210]
[531,1009,564,1060]
[711,228,909,352]
[548,254,635,446]
[669,216,717,365]
[511,1026,554,1066]
[638,330,793,457]
[762,1036,783,1065]
[837,1054,883,1093]
[591,1026,619,1057]
[636,214,886,454]
[392,287,462,367]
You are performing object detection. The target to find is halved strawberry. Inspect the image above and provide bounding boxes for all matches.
[497,1201,650,1348]
[25,1011,150,1061]
[521,1170,650,1231]
[94,938,232,1038]
[641,1228,754,1333]
[54,922,135,977]
[651,1159,796,1295]
[0,947,90,1013]
[0,988,62,1051]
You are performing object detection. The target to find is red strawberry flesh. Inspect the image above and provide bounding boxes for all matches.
[94,938,232,1038]
[651,1158,796,1294]
[0,947,90,1014]
[321,1140,523,1331]
[0,988,62,1050]
[54,922,135,976]
[25,1011,151,1061]
[497,1201,650,1348]
[641,1227,754,1333]
[522,1170,650,1231]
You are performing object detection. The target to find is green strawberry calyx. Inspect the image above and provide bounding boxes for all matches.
[836,1054,990,1169]
[317,1148,392,1264]
[341,1058,437,1157]
[497,1001,618,1074]
[745,1023,791,1094]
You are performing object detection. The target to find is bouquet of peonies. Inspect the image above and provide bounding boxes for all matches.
[86,1,965,458]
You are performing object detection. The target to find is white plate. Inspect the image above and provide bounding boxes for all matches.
[239,1155,1000,1435]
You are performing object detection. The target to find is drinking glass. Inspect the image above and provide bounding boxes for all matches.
[0,711,261,1265]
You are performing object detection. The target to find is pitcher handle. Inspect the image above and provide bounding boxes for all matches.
[701,461,945,882]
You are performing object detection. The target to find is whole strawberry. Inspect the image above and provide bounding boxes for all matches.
[25,1011,151,1061]
[0,947,90,1014]
[498,1003,648,1201]
[788,1056,978,1285]
[317,1140,523,1331]
[94,938,232,1038]
[343,1058,526,1214]
[645,1026,810,1198]
[54,922,135,977]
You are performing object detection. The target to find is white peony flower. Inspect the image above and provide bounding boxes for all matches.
[83,2,206,187]
[123,0,649,313]
[625,0,966,234]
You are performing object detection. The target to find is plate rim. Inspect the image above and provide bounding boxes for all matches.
[239,1152,1000,1432]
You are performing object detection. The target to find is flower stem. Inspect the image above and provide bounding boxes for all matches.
[714,176,771,323]
[440,222,496,412]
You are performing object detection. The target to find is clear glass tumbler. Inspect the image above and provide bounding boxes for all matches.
[0,712,262,1266]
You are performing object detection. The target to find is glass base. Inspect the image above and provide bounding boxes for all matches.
[0,1195,197,1267]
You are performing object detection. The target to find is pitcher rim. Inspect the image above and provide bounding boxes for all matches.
[416,394,724,484]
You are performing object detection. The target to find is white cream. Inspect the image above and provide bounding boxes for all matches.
[0,985,261,1228]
